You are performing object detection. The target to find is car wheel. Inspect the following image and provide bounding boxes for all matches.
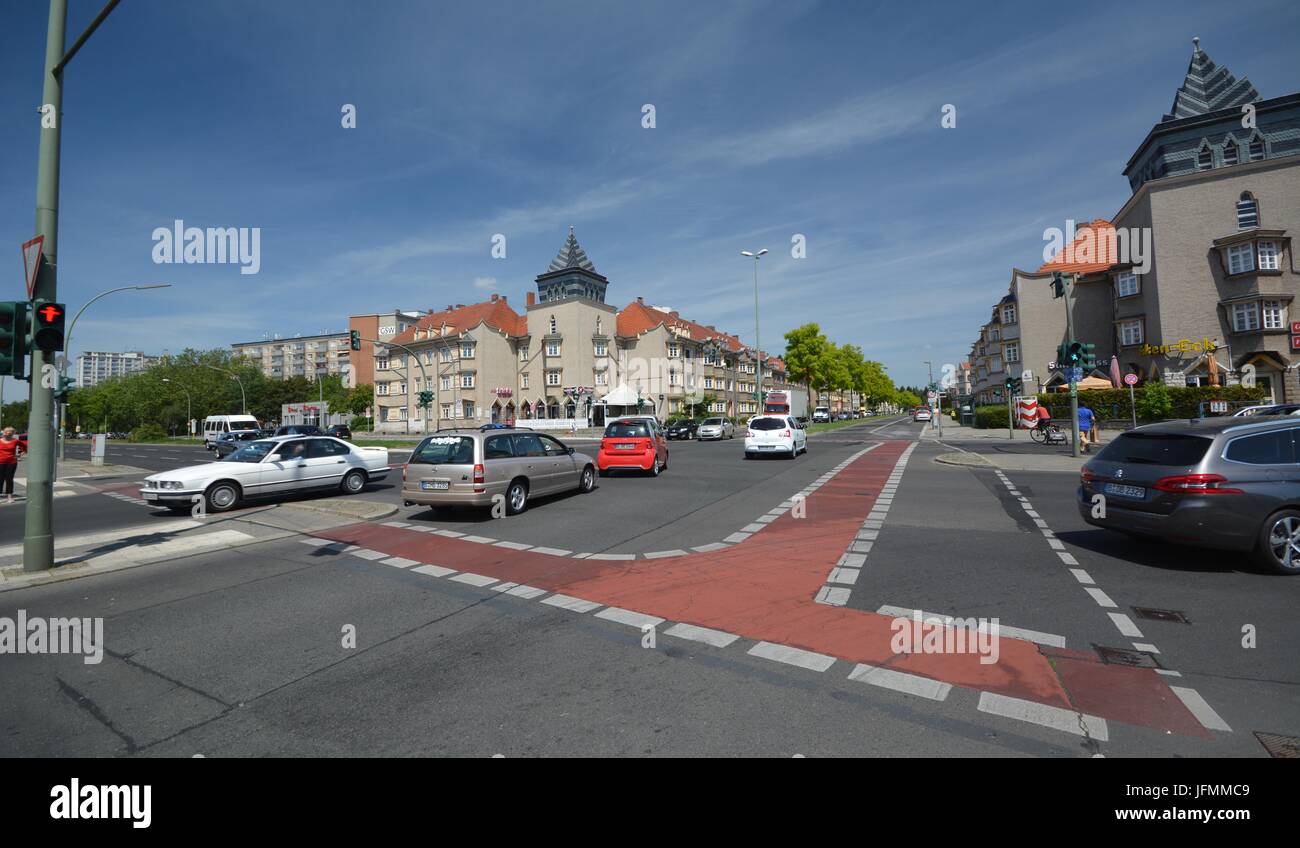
[506,479,528,516]
[744,452,753,460]
[650,457,660,477]
[204,481,240,513]
[1257,509,1300,575]
[578,465,595,493]
[340,469,366,495]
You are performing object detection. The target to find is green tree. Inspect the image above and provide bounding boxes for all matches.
[783,324,831,389]
[1135,381,1174,421]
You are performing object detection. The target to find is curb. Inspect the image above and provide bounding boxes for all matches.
[934,452,994,468]
[279,499,399,522]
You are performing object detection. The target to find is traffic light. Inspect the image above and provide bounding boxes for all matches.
[417,390,434,408]
[1066,341,1083,366]
[1004,376,1022,395]
[1079,342,1096,370]
[0,301,30,378]
[54,375,75,403]
[350,329,361,351]
[31,301,66,352]
[1050,272,1066,299]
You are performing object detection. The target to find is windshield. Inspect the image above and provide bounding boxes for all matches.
[605,422,649,438]
[702,418,722,425]
[411,436,476,465]
[225,440,279,463]
[750,417,787,431]
[1095,433,1213,466]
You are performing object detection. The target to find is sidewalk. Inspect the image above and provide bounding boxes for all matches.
[925,421,1098,473]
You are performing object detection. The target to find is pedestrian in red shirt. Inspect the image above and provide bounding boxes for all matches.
[0,426,27,504]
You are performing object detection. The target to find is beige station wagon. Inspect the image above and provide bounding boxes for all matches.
[401,427,597,515]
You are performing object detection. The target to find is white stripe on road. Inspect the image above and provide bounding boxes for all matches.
[412,564,457,578]
[663,622,739,648]
[1170,687,1232,732]
[847,663,952,701]
[449,572,498,587]
[540,594,601,613]
[747,641,836,672]
[1108,612,1144,638]
[977,692,1109,741]
[876,605,1066,648]
[1085,587,1116,608]
[380,557,420,568]
[594,607,664,629]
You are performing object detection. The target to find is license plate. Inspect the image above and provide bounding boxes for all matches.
[615,443,635,450]
[421,481,449,491]
[1103,482,1145,499]
[758,445,776,450]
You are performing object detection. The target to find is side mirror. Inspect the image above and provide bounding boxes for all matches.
[566,446,575,455]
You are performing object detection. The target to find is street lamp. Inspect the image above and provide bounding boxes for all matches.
[58,283,171,459]
[741,249,767,415]
[161,378,192,437]
[204,364,247,414]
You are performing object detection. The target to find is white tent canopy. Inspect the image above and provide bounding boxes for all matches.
[600,383,640,405]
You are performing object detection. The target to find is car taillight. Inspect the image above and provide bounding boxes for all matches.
[1081,469,1096,483]
[782,429,791,437]
[746,430,754,438]
[403,463,408,482]
[473,463,485,492]
[1153,473,1242,494]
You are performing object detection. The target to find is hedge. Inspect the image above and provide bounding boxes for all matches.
[971,385,1268,428]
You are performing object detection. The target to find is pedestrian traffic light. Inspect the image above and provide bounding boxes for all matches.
[0,301,30,378]
[417,389,434,408]
[31,300,66,352]
[1079,342,1096,370]
[1066,341,1083,365]
[350,329,361,351]
[54,375,75,403]
[1004,376,1022,394]
[1050,272,1066,299]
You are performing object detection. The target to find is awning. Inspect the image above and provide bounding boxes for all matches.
[600,383,639,405]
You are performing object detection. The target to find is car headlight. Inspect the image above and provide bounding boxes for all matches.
[154,480,185,490]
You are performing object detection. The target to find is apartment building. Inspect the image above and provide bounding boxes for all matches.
[371,230,795,432]
[232,331,352,381]
[75,351,159,387]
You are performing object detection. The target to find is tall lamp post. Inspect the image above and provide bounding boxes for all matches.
[161,378,191,437]
[740,249,767,414]
[204,364,247,414]
[57,283,170,459]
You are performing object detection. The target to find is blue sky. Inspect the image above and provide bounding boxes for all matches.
[2,0,1298,398]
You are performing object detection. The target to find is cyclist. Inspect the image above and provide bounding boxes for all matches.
[1034,404,1053,434]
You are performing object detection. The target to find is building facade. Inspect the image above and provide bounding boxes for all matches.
[75,351,159,387]
[232,332,352,381]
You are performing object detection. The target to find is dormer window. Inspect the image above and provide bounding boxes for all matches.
[1197,144,1213,170]
[1001,304,1017,324]
[1237,192,1259,230]
[1249,137,1265,161]
[1222,140,1239,166]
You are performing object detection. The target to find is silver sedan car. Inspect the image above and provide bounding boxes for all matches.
[696,417,735,440]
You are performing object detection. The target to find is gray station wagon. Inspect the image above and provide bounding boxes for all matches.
[1079,417,1300,574]
[401,427,597,515]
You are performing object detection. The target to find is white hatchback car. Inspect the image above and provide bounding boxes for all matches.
[141,435,390,513]
[744,414,807,459]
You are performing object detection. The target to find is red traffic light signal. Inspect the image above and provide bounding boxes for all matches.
[32,300,66,352]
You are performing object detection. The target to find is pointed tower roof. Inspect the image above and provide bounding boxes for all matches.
[1163,37,1259,122]
[548,226,597,273]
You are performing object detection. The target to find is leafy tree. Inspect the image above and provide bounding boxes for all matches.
[783,324,832,389]
[1135,381,1174,421]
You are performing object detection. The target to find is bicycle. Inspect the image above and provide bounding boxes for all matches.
[1029,422,1064,444]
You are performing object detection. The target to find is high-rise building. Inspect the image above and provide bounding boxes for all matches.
[75,351,160,387]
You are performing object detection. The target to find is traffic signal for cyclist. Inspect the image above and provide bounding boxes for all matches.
[1004,376,1022,395]
[0,301,30,378]
[32,300,66,352]
[1079,342,1096,370]
[350,329,361,351]
[53,375,75,403]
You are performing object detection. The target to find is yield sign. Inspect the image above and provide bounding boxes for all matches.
[22,235,44,300]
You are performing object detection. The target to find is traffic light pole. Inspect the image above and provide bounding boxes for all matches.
[1064,274,1081,459]
[361,337,428,433]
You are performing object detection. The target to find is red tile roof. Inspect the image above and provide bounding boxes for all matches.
[391,297,526,344]
[1037,219,1119,274]
[615,299,780,363]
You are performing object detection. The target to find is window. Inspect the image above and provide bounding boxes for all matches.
[462,400,475,420]
[1222,141,1238,166]
[546,341,560,356]
[546,371,561,386]
[440,348,453,363]
[440,403,452,419]
[1249,138,1265,161]
[1232,302,1260,332]
[1263,299,1286,330]
[440,375,452,391]
[1259,241,1280,271]
[1225,430,1295,465]
[484,435,514,460]
[704,377,714,389]
[460,374,474,388]
[1119,319,1144,346]
[460,343,474,359]
[1197,145,1213,170]
[1227,243,1255,274]
[377,382,390,396]
[1001,305,1017,324]
[549,315,557,334]
[1003,343,1020,364]
[376,357,389,371]
[520,373,529,389]
[1116,271,1139,298]
[518,345,529,362]
[669,370,680,386]
[594,342,607,357]
[1237,193,1259,229]
[668,343,679,358]
[398,382,407,394]
[595,371,607,386]
[987,329,999,341]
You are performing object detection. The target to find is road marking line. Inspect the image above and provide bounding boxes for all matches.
[1047,538,1065,550]
[541,594,602,613]
[412,564,457,578]
[350,549,390,560]
[493,541,532,551]
[1057,552,1079,566]
[380,556,420,568]
[299,538,333,546]
[691,542,729,553]
[644,549,688,559]
[1155,668,1182,677]
[1108,612,1144,638]
[828,567,860,585]
[724,532,751,543]
[848,663,952,701]
[856,529,879,541]
[1069,568,1094,584]
[1132,642,1160,654]
[876,605,1066,648]
[531,547,572,556]
[748,641,837,672]
[503,584,547,599]
[741,523,766,533]
[433,530,466,538]
[862,519,882,529]
[814,586,851,606]
[1169,687,1232,732]
[595,607,664,629]
[754,514,778,524]
[848,541,873,554]
[587,553,635,561]
[1085,587,1116,608]
[462,535,496,544]
[977,692,1109,741]
[382,522,411,528]
[837,553,867,568]
[449,572,498,587]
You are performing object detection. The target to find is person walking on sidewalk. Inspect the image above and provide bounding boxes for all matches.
[1077,403,1096,453]
[0,426,28,505]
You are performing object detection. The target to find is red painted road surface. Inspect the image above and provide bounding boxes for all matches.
[312,439,1207,737]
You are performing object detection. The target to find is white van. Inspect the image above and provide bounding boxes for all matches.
[812,406,831,424]
[203,415,261,449]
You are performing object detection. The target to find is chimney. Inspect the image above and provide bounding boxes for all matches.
[637,296,644,304]
[526,292,536,307]
[500,295,507,304]
[670,311,679,318]
[491,293,498,302]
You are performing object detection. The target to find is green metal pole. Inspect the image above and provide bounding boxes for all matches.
[23,0,68,572]
[1065,274,1080,458]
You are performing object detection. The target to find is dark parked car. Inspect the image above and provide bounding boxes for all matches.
[274,425,324,437]
[1080,417,1300,574]
[665,419,698,440]
[212,429,266,458]
[325,424,353,440]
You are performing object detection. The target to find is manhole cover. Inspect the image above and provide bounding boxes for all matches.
[1133,607,1191,624]
[1255,731,1300,758]
[1095,645,1161,668]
